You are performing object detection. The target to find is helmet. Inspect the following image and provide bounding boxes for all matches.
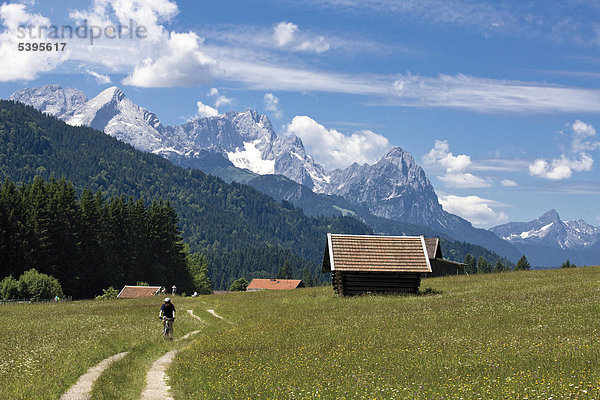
[164,297,171,303]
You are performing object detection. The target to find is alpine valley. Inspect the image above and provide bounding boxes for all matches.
[11,84,595,268]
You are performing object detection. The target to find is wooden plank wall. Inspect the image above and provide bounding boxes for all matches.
[332,271,421,296]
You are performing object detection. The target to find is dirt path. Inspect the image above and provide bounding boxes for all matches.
[60,351,129,400]
[179,330,200,340]
[207,308,232,323]
[138,309,206,399]
[186,309,204,322]
[139,350,178,400]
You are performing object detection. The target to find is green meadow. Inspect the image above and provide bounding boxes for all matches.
[2,266,599,399]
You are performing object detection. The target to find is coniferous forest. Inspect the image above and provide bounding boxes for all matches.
[0,177,192,298]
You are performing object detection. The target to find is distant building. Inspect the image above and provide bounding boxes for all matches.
[117,285,161,299]
[246,278,304,291]
[423,237,465,277]
[323,233,432,296]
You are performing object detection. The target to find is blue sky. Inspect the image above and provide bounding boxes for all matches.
[1,0,600,228]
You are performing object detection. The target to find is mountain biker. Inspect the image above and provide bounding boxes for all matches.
[159,297,176,339]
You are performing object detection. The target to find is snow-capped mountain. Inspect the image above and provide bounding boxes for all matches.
[490,209,600,250]
[66,86,165,152]
[8,84,520,259]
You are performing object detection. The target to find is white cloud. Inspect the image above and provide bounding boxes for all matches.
[273,21,330,53]
[528,154,593,180]
[207,88,232,108]
[391,74,600,113]
[213,57,388,95]
[423,140,490,188]
[439,195,509,227]
[529,120,598,180]
[291,0,600,48]
[438,172,491,188]
[122,31,214,87]
[211,55,600,113]
[68,0,213,87]
[501,179,517,187]
[0,3,67,81]
[196,100,219,117]
[263,93,282,119]
[571,120,600,152]
[86,69,112,84]
[284,116,390,170]
[273,22,297,47]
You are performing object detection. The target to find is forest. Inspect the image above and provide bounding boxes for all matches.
[0,177,194,298]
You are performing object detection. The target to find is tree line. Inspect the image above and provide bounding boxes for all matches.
[463,253,530,274]
[0,177,209,298]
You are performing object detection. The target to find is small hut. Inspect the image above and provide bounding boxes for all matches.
[117,285,161,299]
[423,238,465,277]
[322,233,432,296]
[246,278,304,291]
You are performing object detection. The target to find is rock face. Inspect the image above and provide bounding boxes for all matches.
[490,210,600,250]
[65,86,164,152]
[9,84,87,119]
[8,84,520,258]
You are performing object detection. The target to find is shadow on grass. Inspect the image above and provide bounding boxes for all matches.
[334,288,443,298]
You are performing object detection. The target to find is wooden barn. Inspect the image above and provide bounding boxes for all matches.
[246,278,304,291]
[117,285,161,299]
[423,237,465,277]
[322,234,432,296]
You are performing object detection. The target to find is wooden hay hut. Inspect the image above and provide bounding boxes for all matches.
[423,238,465,277]
[117,285,161,299]
[246,278,304,291]
[322,233,432,296]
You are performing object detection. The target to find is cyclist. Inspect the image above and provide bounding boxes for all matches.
[159,297,176,339]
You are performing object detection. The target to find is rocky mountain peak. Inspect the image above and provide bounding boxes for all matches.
[539,209,560,223]
[490,210,599,250]
[9,84,87,119]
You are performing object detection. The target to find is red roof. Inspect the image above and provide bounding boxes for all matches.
[246,279,303,291]
[117,285,161,299]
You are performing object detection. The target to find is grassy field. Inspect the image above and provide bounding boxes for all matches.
[1,266,599,399]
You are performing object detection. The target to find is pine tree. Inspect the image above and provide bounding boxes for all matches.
[302,268,313,287]
[515,255,531,270]
[187,252,212,294]
[560,259,575,268]
[277,260,293,279]
[477,257,490,274]
[464,254,476,274]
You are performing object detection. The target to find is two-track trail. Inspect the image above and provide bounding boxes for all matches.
[60,351,129,400]
[58,308,216,399]
[139,308,230,399]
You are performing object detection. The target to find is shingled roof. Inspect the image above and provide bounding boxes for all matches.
[117,285,161,299]
[246,279,304,291]
[322,234,432,273]
[424,237,443,259]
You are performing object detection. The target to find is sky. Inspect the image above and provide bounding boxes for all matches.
[1,0,600,228]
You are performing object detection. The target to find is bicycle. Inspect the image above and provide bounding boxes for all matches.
[161,316,174,340]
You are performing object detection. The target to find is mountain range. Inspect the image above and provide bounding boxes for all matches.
[490,210,600,267]
[9,84,519,261]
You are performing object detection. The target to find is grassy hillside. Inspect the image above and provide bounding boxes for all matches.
[1,267,598,399]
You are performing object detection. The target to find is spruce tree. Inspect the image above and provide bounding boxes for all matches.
[515,255,531,270]
[464,254,476,274]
